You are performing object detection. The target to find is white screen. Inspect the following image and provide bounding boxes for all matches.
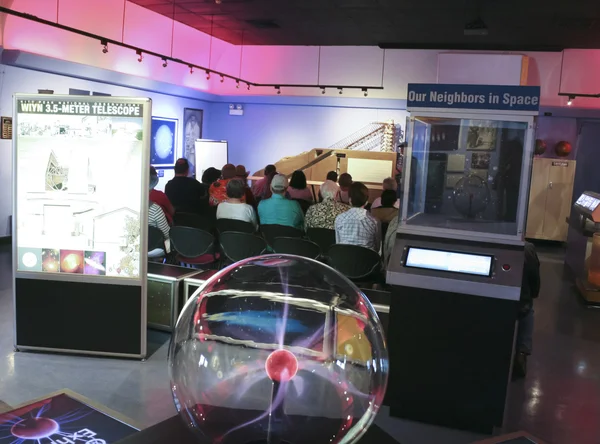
[405,248,493,277]
[195,140,228,179]
[15,97,147,279]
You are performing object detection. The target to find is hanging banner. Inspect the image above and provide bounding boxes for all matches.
[407,84,541,113]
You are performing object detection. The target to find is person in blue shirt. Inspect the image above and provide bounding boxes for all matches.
[257,174,304,230]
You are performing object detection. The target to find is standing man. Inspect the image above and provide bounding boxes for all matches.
[165,158,207,214]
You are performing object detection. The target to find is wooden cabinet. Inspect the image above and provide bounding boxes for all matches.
[526,158,576,241]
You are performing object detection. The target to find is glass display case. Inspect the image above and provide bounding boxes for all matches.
[400,112,534,244]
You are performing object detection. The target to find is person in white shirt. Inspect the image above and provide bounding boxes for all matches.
[335,182,381,252]
[217,179,258,230]
[371,177,400,209]
[148,171,170,258]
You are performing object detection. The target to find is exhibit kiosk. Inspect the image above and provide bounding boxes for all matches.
[12,94,151,358]
[386,84,540,433]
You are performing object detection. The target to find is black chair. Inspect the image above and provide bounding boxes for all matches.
[307,227,336,254]
[216,218,255,234]
[169,226,220,267]
[328,244,382,282]
[148,226,166,262]
[272,237,321,260]
[220,232,267,265]
[174,212,215,233]
[261,224,304,247]
[292,199,312,215]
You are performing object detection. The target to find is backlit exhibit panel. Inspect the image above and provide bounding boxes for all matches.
[575,193,600,212]
[15,97,146,279]
[405,247,493,277]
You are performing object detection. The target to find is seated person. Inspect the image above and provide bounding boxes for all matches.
[371,177,400,209]
[210,163,244,206]
[258,174,304,230]
[335,182,381,252]
[216,179,258,230]
[371,190,399,224]
[305,180,350,230]
[252,164,277,200]
[149,166,174,225]
[319,171,339,202]
[335,173,353,204]
[235,165,257,208]
[148,171,170,258]
[287,170,314,202]
[383,214,399,268]
[165,158,208,214]
[201,167,221,187]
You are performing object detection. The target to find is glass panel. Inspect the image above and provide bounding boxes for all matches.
[405,117,528,236]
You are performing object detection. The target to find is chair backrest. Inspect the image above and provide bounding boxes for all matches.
[272,237,321,260]
[328,244,382,280]
[174,212,215,233]
[169,226,215,258]
[148,226,165,251]
[216,218,255,234]
[261,224,304,247]
[307,227,336,253]
[220,232,267,263]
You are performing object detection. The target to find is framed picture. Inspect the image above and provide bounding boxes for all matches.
[150,117,177,167]
[183,108,204,176]
[466,120,498,151]
[446,154,466,172]
[446,173,464,189]
[471,152,491,170]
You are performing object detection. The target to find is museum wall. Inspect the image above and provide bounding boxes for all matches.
[0,64,213,237]
[207,99,409,175]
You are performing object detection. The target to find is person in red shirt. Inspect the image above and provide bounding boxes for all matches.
[209,164,245,206]
[149,166,174,225]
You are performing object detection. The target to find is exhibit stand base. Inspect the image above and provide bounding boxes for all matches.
[576,276,600,305]
[114,415,399,444]
[385,286,518,435]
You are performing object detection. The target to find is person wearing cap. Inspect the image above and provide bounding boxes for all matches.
[257,174,304,230]
[149,166,174,225]
[165,158,208,214]
[209,163,245,206]
[235,164,257,208]
[252,164,277,201]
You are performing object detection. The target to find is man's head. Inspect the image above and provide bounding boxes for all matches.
[149,166,159,190]
[270,174,288,195]
[174,158,190,176]
[382,177,398,191]
[326,171,338,182]
[381,189,397,207]
[201,167,221,185]
[264,164,277,176]
[349,182,369,208]
[320,180,339,200]
[339,173,353,191]
[222,163,237,180]
[226,179,246,199]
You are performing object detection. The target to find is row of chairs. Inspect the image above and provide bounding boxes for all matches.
[148,220,382,283]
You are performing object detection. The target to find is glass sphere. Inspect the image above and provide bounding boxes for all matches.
[169,255,388,444]
[452,174,490,218]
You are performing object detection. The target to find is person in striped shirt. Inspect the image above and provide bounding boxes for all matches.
[149,169,170,258]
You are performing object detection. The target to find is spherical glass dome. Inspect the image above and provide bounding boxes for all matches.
[452,174,491,218]
[169,255,388,444]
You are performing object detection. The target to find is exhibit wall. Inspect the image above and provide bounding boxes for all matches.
[207,100,409,175]
[0,64,212,237]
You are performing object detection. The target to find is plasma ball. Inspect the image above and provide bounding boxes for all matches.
[265,349,298,382]
[11,417,59,439]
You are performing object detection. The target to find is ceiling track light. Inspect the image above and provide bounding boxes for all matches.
[136,50,143,63]
[236,80,240,89]
[247,83,251,91]
[162,58,168,68]
[189,65,194,74]
[338,88,343,95]
[567,95,574,106]
[321,87,326,95]
[362,88,368,97]
[220,75,225,83]
[206,70,211,80]
[101,39,108,54]
[275,86,281,95]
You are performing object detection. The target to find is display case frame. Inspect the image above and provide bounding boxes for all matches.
[399,110,535,246]
[12,94,151,359]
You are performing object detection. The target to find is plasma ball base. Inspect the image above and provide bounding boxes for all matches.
[11,417,60,439]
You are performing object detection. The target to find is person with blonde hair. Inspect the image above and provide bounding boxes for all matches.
[305,179,350,230]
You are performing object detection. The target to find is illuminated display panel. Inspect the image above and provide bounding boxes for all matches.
[576,194,600,212]
[15,97,148,279]
[405,247,493,277]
